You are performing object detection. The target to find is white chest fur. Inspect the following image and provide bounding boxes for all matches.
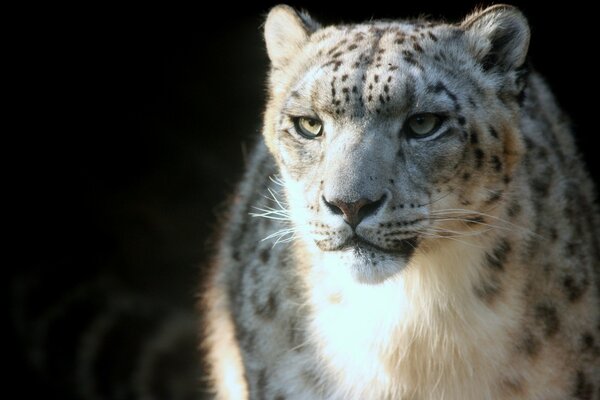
[304,239,522,400]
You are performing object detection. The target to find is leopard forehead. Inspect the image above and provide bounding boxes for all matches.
[284,22,478,121]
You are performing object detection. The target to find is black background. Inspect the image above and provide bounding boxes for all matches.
[12,0,598,398]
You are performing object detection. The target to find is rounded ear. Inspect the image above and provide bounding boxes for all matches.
[264,5,320,68]
[461,5,530,71]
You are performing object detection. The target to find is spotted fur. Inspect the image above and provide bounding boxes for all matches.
[202,5,600,399]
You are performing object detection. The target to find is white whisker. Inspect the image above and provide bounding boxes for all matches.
[416,229,488,250]
[429,208,541,238]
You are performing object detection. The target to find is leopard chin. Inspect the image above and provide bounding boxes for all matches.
[336,237,418,284]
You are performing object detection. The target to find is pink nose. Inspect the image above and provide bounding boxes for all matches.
[323,195,385,227]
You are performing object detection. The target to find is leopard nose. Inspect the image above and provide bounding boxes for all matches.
[323,195,386,228]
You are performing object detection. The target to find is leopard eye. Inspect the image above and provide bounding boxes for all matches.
[405,113,442,138]
[293,117,323,139]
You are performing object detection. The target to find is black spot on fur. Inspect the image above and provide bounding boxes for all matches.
[253,291,278,320]
[428,32,438,41]
[431,81,458,102]
[403,55,417,65]
[489,127,499,139]
[485,239,511,271]
[256,368,268,399]
[518,330,540,358]
[470,130,478,144]
[485,190,503,205]
[573,370,593,400]
[260,248,270,263]
[563,274,590,302]
[531,176,552,197]
[580,332,595,351]
[507,200,521,217]
[534,302,560,337]
[491,156,503,172]
[474,148,485,169]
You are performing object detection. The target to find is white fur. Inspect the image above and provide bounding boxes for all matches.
[302,234,524,400]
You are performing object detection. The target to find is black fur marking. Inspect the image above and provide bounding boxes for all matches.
[403,55,417,65]
[470,130,478,144]
[474,148,485,169]
[563,273,590,302]
[489,127,499,139]
[518,330,540,358]
[260,248,270,263]
[573,370,593,400]
[485,239,511,271]
[485,190,503,205]
[252,291,278,320]
[531,176,551,197]
[491,155,503,172]
[431,81,458,102]
[580,332,595,351]
[256,368,268,399]
[534,302,560,338]
[507,199,521,217]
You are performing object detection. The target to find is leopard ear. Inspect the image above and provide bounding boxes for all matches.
[264,5,320,68]
[462,5,530,71]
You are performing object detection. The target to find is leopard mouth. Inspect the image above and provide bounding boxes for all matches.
[337,236,418,259]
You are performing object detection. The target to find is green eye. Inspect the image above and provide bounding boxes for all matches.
[294,117,323,139]
[406,113,442,138]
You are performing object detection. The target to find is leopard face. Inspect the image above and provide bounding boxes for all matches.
[263,5,528,283]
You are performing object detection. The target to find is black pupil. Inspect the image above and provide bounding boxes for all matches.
[308,120,316,127]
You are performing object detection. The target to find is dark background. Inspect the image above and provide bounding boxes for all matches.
[11,1,597,399]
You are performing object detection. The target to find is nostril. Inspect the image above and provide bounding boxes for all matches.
[322,194,387,227]
[357,194,386,222]
[323,196,345,216]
